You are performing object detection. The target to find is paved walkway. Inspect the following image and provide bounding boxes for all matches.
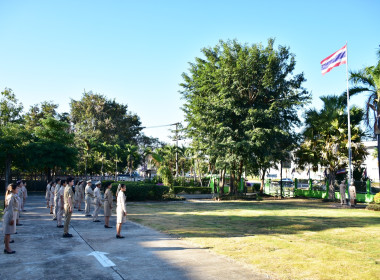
[1,195,269,280]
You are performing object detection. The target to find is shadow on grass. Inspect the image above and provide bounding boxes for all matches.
[129,213,380,238]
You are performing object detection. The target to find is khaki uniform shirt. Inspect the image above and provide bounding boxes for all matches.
[64,185,74,207]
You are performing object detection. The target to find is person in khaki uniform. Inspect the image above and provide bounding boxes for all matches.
[75,180,84,211]
[93,181,103,222]
[103,182,113,228]
[21,180,28,211]
[57,180,66,228]
[84,180,94,217]
[63,177,75,238]
[3,183,17,254]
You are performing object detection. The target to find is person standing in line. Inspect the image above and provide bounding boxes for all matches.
[63,177,74,238]
[49,181,56,215]
[46,181,52,208]
[116,184,127,239]
[57,180,66,228]
[21,180,28,211]
[53,178,61,221]
[103,182,113,228]
[93,181,102,222]
[3,183,17,254]
[73,181,79,209]
[76,180,85,211]
[84,180,94,217]
[15,180,22,226]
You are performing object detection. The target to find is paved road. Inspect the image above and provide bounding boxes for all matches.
[1,195,269,280]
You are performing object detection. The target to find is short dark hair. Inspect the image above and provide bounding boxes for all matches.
[67,177,74,183]
[61,179,66,185]
[55,178,61,184]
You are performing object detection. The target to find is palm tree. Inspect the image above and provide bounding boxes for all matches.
[297,95,367,199]
[349,49,380,180]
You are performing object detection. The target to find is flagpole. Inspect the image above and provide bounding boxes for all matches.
[345,42,354,204]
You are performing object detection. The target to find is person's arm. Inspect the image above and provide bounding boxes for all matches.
[69,192,73,213]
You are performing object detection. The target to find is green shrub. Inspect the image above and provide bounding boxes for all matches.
[252,183,261,192]
[111,181,169,201]
[158,166,173,187]
[173,186,211,194]
[374,193,380,204]
[366,203,380,211]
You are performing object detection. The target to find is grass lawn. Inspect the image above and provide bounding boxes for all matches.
[127,199,380,280]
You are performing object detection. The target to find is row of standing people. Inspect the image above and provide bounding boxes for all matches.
[3,180,28,254]
[45,179,127,238]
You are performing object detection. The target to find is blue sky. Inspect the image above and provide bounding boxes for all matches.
[1,0,379,142]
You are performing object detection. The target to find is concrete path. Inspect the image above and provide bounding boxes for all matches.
[1,195,269,280]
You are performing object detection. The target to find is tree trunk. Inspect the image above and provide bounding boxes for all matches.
[328,169,336,200]
[377,134,380,183]
[280,160,283,199]
[219,168,226,195]
[260,168,267,194]
[197,159,203,187]
[230,163,236,194]
[236,160,244,193]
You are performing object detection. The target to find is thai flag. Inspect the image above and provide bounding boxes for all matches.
[336,169,346,175]
[320,44,347,75]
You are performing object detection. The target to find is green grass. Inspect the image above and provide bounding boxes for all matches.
[128,199,380,280]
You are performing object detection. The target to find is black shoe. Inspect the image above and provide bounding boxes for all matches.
[116,235,125,239]
[14,232,17,234]
[22,210,26,212]
[63,233,73,238]
[85,214,92,217]
[53,218,57,221]
[10,240,14,243]
[16,224,22,226]
[93,220,101,222]
[4,249,16,254]
[78,209,83,211]
[104,225,113,228]
[50,212,53,214]
[57,225,64,228]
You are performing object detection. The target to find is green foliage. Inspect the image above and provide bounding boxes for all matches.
[172,187,211,194]
[180,39,310,193]
[157,166,173,187]
[374,192,380,204]
[296,95,368,199]
[111,181,169,201]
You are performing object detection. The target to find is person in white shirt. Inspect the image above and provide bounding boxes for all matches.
[49,182,56,214]
[92,181,103,222]
[116,184,127,239]
[46,181,52,208]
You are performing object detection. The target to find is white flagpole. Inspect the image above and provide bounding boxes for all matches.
[345,42,354,201]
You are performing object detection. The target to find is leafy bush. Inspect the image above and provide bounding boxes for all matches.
[157,166,173,187]
[374,193,380,204]
[366,203,380,211]
[111,181,169,201]
[173,186,211,194]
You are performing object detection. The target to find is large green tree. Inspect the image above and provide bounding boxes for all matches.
[70,91,143,175]
[0,88,26,191]
[181,39,310,193]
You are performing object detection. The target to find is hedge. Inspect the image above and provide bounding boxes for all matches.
[110,181,170,201]
[173,186,211,194]
[0,180,47,193]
